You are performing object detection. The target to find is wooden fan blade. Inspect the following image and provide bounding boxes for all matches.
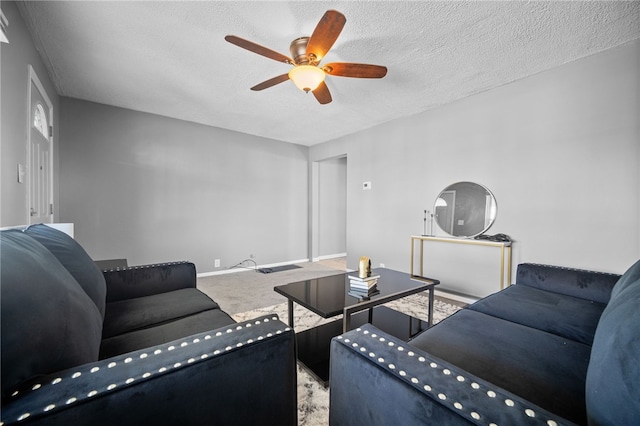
[250,74,290,91]
[225,35,293,64]
[312,81,332,105]
[306,10,346,62]
[323,62,388,78]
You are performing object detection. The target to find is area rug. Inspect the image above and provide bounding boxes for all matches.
[232,293,463,426]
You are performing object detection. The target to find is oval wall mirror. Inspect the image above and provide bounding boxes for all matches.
[434,182,497,237]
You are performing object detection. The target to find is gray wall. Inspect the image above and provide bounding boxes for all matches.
[311,40,640,287]
[1,1,59,226]
[58,98,309,272]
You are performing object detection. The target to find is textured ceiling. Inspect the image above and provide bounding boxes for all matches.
[17,1,640,146]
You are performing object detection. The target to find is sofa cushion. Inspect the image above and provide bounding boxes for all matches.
[468,284,607,345]
[102,288,221,339]
[586,260,640,425]
[0,230,103,398]
[410,309,591,425]
[24,224,107,317]
[516,263,620,304]
[99,308,236,359]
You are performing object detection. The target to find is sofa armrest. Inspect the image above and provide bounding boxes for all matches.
[2,315,297,426]
[329,324,577,426]
[103,261,197,302]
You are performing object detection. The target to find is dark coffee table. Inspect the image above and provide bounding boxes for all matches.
[274,268,439,385]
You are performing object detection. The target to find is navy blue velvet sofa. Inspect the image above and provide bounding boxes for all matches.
[1,224,297,425]
[330,261,640,426]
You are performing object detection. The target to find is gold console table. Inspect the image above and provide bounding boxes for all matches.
[410,236,513,291]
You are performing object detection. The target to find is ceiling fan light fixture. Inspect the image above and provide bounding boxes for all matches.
[288,65,325,93]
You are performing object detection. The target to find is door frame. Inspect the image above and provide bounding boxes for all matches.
[26,65,54,224]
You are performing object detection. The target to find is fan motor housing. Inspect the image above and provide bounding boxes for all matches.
[290,37,312,65]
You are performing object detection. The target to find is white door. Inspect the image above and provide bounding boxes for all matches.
[28,67,54,224]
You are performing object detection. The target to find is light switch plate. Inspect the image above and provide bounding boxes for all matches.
[17,163,25,183]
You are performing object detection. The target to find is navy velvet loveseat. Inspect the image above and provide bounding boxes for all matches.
[1,224,297,425]
[330,261,640,426]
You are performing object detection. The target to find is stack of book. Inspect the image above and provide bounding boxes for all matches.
[348,274,381,299]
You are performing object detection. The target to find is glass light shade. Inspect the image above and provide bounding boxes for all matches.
[288,65,325,92]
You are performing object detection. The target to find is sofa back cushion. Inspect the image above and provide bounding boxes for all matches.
[516,263,620,304]
[24,224,106,318]
[0,230,103,399]
[586,259,640,425]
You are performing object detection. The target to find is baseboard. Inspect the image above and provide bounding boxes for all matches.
[198,258,310,277]
[312,252,347,262]
[434,289,479,305]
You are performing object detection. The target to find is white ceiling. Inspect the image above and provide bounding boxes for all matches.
[17,1,640,146]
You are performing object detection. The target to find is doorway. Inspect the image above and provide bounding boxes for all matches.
[311,155,347,263]
[27,65,54,224]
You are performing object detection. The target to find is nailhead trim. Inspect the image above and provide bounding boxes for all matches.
[4,316,289,424]
[101,260,191,273]
[337,327,566,426]
[522,263,620,277]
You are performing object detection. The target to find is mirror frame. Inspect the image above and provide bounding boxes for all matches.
[434,181,497,238]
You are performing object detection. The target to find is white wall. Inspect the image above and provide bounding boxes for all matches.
[1,1,59,226]
[311,40,640,288]
[58,98,309,272]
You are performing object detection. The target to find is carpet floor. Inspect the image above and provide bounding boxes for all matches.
[197,261,347,314]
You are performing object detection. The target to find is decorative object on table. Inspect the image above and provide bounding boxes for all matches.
[422,209,434,236]
[348,274,379,289]
[348,272,381,299]
[423,210,428,236]
[358,256,372,278]
[348,286,380,300]
[474,233,512,242]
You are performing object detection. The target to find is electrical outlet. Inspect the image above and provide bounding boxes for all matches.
[380,263,385,268]
[214,259,221,268]
[250,254,255,259]
[362,181,371,190]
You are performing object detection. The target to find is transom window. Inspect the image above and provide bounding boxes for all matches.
[33,103,48,138]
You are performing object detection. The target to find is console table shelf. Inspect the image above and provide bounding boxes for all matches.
[410,235,513,293]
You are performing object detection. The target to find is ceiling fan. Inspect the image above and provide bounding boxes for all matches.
[225,10,387,105]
